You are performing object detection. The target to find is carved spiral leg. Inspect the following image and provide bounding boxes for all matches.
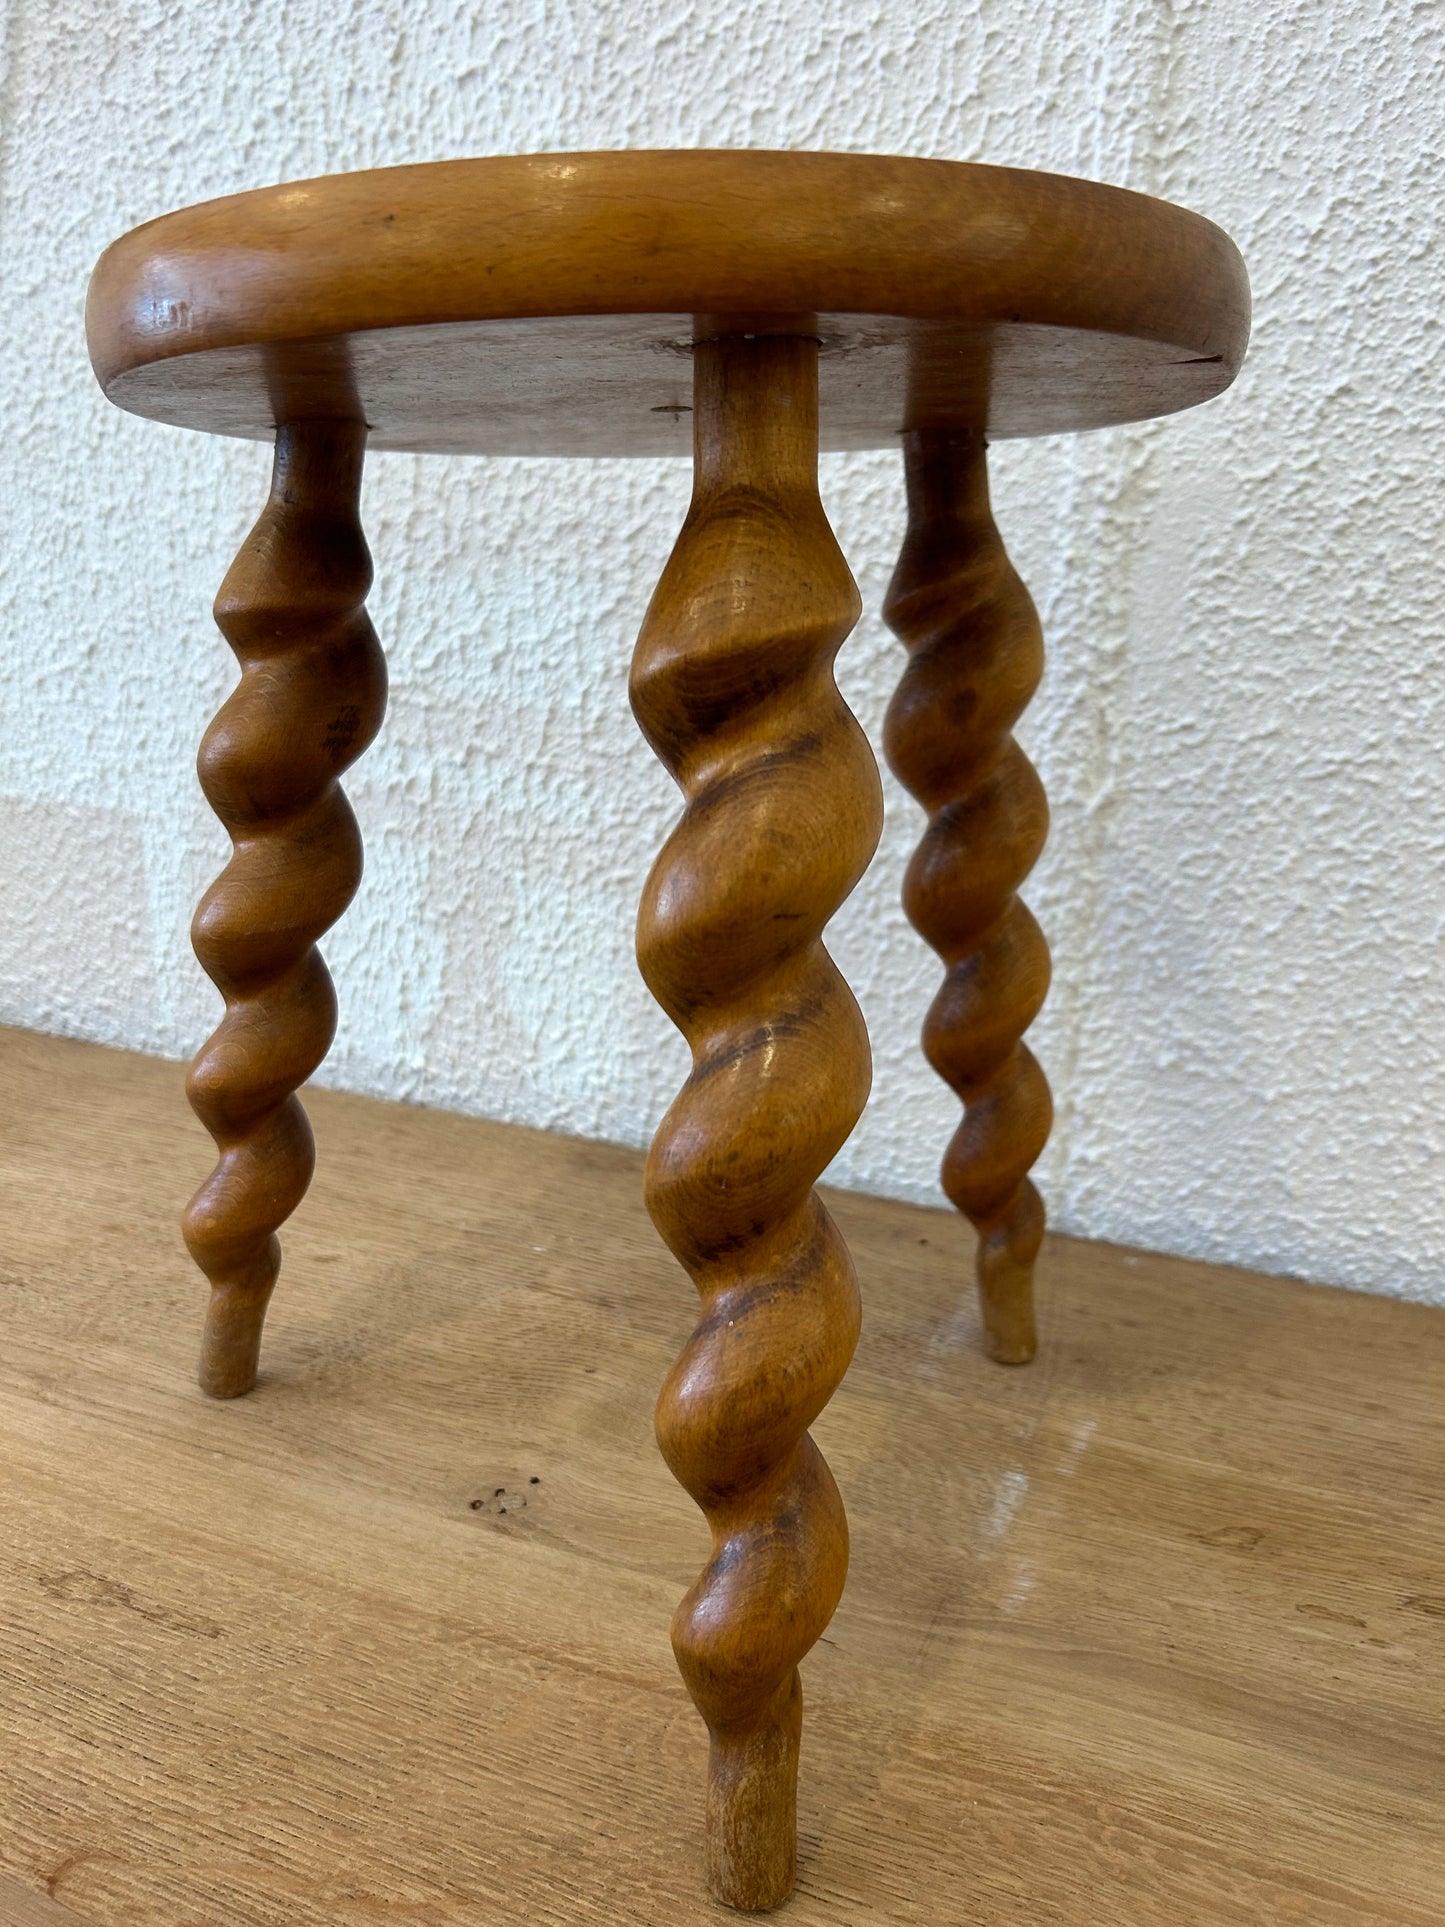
[631,335,882,1910]
[184,419,386,1399]
[883,428,1052,1366]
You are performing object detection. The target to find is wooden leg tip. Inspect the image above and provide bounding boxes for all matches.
[980,1288,1038,1367]
[976,1192,1043,1366]
[705,1696,801,1913]
[197,1289,268,1399]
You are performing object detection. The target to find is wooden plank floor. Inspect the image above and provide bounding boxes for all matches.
[0,1026,1441,1926]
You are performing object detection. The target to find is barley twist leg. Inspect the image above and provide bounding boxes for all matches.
[185,419,386,1398]
[883,428,1052,1365]
[631,334,883,1910]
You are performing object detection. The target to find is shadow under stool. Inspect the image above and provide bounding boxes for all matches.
[86,150,1249,1913]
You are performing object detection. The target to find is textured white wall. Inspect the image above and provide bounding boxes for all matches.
[2,2,1442,1302]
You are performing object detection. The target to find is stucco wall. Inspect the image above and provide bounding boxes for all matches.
[2,1,1442,1301]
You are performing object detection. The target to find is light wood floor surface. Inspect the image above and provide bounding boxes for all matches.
[0,1027,1440,1925]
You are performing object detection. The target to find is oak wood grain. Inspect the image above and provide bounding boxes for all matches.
[1,1026,1442,1926]
[884,430,1052,1365]
[85,151,1250,453]
[631,334,882,1908]
[185,419,386,1397]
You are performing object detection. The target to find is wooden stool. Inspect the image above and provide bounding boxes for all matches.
[87,152,1248,1913]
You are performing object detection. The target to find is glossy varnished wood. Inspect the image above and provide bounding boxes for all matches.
[185,421,386,1397]
[85,151,1250,453]
[631,335,882,1908]
[884,431,1052,1364]
[1,1027,1441,1925]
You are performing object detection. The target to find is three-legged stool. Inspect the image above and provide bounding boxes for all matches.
[87,151,1248,1912]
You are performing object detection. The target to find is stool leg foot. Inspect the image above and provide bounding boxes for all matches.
[631,334,882,1910]
[185,420,386,1398]
[883,429,1052,1366]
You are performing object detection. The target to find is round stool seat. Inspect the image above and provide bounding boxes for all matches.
[86,149,1249,456]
